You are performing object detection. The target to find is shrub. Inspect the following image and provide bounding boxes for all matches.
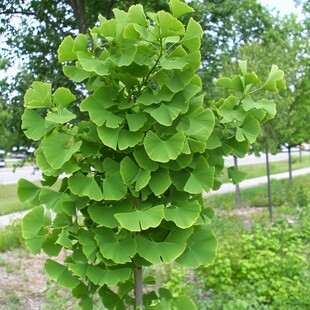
[198,212,310,309]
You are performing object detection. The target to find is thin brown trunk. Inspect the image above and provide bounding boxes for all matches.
[288,147,293,188]
[134,267,143,308]
[265,141,272,221]
[234,156,241,209]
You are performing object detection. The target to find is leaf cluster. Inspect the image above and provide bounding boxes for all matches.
[17,1,285,308]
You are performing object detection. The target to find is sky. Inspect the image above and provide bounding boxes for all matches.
[258,0,303,18]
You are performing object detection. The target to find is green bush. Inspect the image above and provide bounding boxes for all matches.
[197,211,310,309]
[0,220,24,252]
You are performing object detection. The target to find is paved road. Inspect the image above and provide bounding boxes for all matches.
[1,167,310,227]
[203,167,310,197]
[0,166,42,185]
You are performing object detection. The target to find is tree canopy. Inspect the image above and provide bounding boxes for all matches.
[0,0,276,151]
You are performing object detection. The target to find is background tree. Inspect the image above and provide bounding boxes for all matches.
[0,0,275,151]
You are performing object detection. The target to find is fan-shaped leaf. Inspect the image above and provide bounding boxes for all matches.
[22,109,47,141]
[45,109,76,124]
[57,35,77,62]
[17,178,41,204]
[22,206,51,254]
[44,259,79,288]
[176,228,217,268]
[97,125,144,151]
[68,174,103,201]
[157,11,185,38]
[88,201,132,228]
[169,0,194,18]
[102,159,127,200]
[63,65,91,82]
[184,157,215,194]
[24,82,52,109]
[164,201,201,228]
[181,18,202,52]
[144,131,185,163]
[41,131,82,169]
[94,227,137,263]
[53,87,76,108]
[148,168,171,196]
[136,228,192,264]
[115,204,164,231]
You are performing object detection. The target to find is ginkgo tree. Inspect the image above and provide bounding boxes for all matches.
[17,0,285,309]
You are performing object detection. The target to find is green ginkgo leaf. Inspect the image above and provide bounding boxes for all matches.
[76,229,98,263]
[57,35,77,62]
[176,228,217,268]
[73,33,88,52]
[114,204,164,231]
[99,287,126,310]
[177,107,215,141]
[127,4,147,26]
[214,75,244,92]
[68,174,103,201]
[149,103,181,126]
[102,159,127,200]
[97,125,144,151]
[94,227,137,263]
[88,201,132,228]
[184,156,215,194]
[169,0,194,18]
[126,112,148,131]
[63,65,91,82]
[22,206,51,254]
[24,82,52,109]
[44,259,80,288]
[77,51,109,75]
[45,108,76,124]
[120,156,151,191]
[80,86,123,127]
[35,147,62,177]
[262,65,286,91]
[41,131,82,170]
[87,265,132,286]
[164,200,201,228]
[17,178,41,204]
[148,168,171,196]
[144,131,185,163]
[236,117,260,144]
[157,11,185,38]
[22,109,47,141]
[53,87,76,108]
[181,18,202,52]
[227,166,248,185]
[136,228,192,264]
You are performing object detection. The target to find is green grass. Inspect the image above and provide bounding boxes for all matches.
[206,173,310,211]
[0,180,60,216]
[221,155,310,183]
[0,183,31,215]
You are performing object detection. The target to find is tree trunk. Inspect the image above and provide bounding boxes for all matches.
[288,146,293,188]
[234,156,241,209]
[70,0,87,33]
[134,267,143,308]
[265,141,272,221]
[299,146,302,162]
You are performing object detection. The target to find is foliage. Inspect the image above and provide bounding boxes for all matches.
[0,0,276,151]
[17,1,283,308]
[0,220,23,252]
[197,210,310,309]
[206,174,310,211]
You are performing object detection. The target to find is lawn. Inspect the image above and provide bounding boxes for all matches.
[221,154,310,183]
[0,174,309,309]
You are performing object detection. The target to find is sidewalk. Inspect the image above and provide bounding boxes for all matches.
[1,167,310,227]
